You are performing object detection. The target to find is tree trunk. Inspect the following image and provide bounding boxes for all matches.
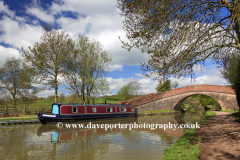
[234,58,240,110]
[54,74,58,103]
[235,3,240,110]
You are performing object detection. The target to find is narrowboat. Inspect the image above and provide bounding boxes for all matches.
[38,103,138,124]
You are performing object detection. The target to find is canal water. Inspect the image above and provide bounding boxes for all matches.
[0,111,205,160]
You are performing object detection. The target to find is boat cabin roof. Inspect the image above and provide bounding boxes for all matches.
[53,103,130,106]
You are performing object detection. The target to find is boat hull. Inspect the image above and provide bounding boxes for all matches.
[38,113,137,124]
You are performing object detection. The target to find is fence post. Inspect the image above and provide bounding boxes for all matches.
[23,106,25,115]
[5,105,7,113]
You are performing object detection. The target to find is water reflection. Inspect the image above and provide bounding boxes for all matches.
[0,112,205,160]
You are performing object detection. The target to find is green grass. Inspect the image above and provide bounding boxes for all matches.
[161,111,216,160]
[0,97,123,115]
[2,97,122,106]
[18,115,37,117]
[0,118,38,121]
[221,109,240,121]
[139,110,175,113]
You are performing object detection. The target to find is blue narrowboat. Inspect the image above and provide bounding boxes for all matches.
[38,103,138,124]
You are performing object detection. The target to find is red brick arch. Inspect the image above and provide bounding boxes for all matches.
[121,85,238,111]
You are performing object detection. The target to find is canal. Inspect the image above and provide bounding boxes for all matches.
[0,111,205,160]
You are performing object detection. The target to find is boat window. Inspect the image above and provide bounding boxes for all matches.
[93,107,97,113]
[120,107,124,112]
[52,105,59,114]
[120,107,126,112]
[106,107,112,112]
[72,107,78,113]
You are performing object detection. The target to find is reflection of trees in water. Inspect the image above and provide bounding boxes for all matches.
[174,113,185,124]
[121,130,141,144]
[0,126,39,160]
[60,137,110,160]
[0,113,208,160]
[182,110,206,123]
[157,132,176,145]
[0,126,111,160]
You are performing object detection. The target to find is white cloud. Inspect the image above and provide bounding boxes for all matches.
[106,66,228,95]
[37,90,55,98]
[26,7,55,23]
[0,46,21,66]
[0,16,43,49]
[107,64,123,72]
[0,1,15,18]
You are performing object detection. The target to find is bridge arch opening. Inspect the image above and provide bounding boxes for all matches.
[173,94,222,111]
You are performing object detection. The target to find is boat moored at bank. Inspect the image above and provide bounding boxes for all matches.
[38,103,137,124]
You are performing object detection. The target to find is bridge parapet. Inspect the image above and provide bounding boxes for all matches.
[121,85,236,109]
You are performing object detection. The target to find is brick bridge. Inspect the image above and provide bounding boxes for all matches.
[121,85,238,111]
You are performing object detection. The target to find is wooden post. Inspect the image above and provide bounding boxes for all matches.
[23,106,25,115]
[5,105,7,112]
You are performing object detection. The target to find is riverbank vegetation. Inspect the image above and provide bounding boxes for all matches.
[0,117,38,121]
[220,109,240,121]
[179,95,222,112]
[117,79,141,101]
[161,111,216,160]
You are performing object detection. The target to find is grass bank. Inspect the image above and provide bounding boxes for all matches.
[0,117,38,121]
[138,110,175,114]
[221,109,240,121]
[161,111,216,160]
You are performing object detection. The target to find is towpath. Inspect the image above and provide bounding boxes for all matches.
[198,111,240,160]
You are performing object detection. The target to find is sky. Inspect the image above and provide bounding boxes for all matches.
[0,0,229,98]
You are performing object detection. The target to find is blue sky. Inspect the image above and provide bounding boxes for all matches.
[0,0,228,97]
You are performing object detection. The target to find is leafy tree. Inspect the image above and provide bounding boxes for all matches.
[62,36,112,104]
[171,81,179,89]
[117,0,240,108]
[117,79,141,100]
[0,57,38,105]
[155,79,171,93]
[220,54,240,108]
[221,54,240,85]
[21,25,75,103]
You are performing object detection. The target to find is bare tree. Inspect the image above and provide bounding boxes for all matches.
[116,0,240,79]
[0,57,38,105]
[21,25,75,103]
[117,0,240,108]
[171,81,179,89]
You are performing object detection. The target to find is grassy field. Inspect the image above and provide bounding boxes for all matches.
[161,111,216,160]
[0,96,123,116]
[4,96,123,106]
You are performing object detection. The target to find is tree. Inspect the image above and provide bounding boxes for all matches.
[171,81,179,89]
[221,54,240,107]
[220,53,240,85]
[155,79,171,93]
[0,57,38,105]
[21,25,75,103]
[117,0,240,108]
[117,79,141,101]
[62,36,112,104]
